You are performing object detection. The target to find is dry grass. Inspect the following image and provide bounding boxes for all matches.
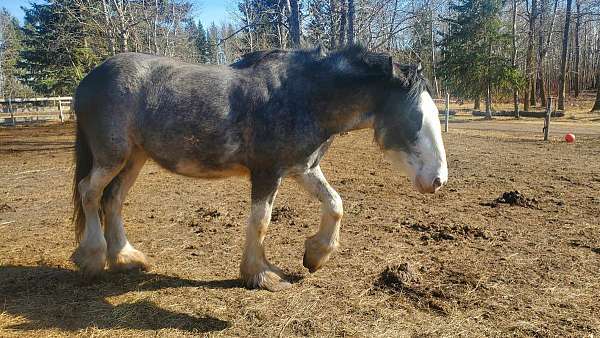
[0,96,599,337]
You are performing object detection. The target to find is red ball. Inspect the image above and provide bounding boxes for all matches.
[565,133,575,143]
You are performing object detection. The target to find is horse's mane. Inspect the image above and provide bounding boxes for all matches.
[394,63,433,101]
[230,44,432,99]
[230,50,289,68]
[230,47,325,69]
[328,45,433,99]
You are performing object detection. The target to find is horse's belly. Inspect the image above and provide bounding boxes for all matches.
[173,159,249,179]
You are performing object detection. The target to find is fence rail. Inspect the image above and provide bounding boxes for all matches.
[1,96,73,125]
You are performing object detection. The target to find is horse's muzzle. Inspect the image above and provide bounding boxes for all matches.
[415,175,446,194]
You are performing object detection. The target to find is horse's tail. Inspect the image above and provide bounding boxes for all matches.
[72,122,93,243]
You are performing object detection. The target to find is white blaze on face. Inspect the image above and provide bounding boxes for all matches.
[384,91,448,193]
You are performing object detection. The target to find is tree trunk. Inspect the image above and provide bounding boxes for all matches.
[558,0,573,111]
[154,0,160,54]
[538,0,559,105]
[512,0,519,117]
[242,2,254,52]
[347,0,355,45]
[277,4,285,49]
[530,81,536,107]
[387,0,399,50]
[329,0,337,49]
[535,0,545,105]
[474,95,480,110]
[120,31,129,53]
[101,0,117,55]
[338,0,347,46]
[113,0,130,53]
[524,0,538,112]
[485,83,492,119]
[539,73,547,104]
[593,74,600,112]
[430,0,439,97]
[574,0,581,97]
[289,0,301,48]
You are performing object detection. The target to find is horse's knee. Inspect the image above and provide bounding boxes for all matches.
[102,192,123,219]
[79,180,102,210]
[325,194,343,221]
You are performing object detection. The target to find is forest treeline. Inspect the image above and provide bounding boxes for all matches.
[0,0,599,113]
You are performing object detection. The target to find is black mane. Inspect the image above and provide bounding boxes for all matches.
[230,47,325,69]
[395,64,433,101]
[230,44,431,99]
[230,50,289,68]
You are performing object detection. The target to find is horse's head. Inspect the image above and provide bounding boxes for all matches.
[372,62,448,194]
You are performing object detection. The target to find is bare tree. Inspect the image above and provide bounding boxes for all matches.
[574,0,581,97]
[558,0,574,111]
[593,75,600,111]
[289,0,301,48]
[511,0,519,117]
[336,1,347,47]
[593,48,600,112]
[347,0,355,44]
[536,0,558,105]
[524,0,538,112]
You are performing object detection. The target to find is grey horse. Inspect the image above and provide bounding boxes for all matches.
[71,45,448,291]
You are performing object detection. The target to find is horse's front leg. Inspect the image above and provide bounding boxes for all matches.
[240,173,291,291]
[295,165,343,273]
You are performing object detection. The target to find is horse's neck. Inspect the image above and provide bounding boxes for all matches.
[311,79,381,135]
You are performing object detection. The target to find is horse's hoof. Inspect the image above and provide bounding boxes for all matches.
[108,246,150,272]
[71,245,107,278]
[303,238,336,273]
[242,269,291,292]
[303,252,319,273]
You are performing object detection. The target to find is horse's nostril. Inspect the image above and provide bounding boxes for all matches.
[433,177,443,189]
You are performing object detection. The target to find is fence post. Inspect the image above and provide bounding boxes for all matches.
[8,97,16,126]
[58,99,65,123]
[543,97,552,141]
[444,92,450,132]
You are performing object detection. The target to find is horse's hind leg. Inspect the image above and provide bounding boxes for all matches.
[294,165,343,273]
[103,149,149,272]
[240,173,291,291]
[73,165,124,277]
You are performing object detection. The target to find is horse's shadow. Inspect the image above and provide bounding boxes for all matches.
[0,265,238,333]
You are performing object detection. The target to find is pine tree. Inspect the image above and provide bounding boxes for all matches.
[207,23,220,64]
[19,1,97,95]
[439,0,524,117]
[0,9,30,98]
[195,21,211,64]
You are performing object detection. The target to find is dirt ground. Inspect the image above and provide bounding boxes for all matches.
[1,115,599,337]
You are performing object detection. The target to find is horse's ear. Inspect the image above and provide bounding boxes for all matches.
[315,44,327,57]
[416,63,423,73]
[362,53,393,78]
[392,62,411,87]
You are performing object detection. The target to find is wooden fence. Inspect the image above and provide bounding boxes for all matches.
[0,97,73,125]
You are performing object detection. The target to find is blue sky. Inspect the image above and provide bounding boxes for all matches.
[2,0,232,26]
